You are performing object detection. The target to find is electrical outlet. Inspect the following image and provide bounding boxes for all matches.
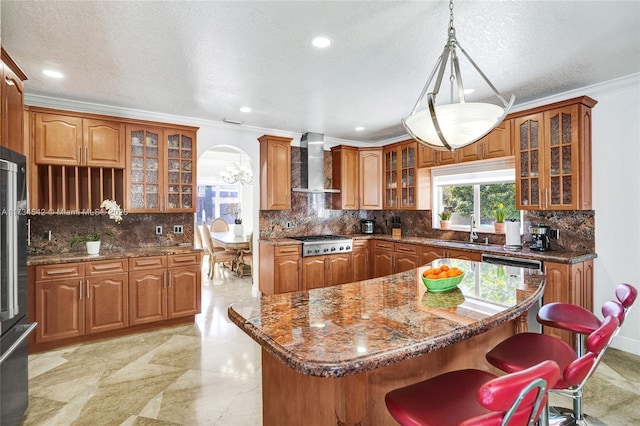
[285,222,292,229]
[173,225,184,234]
[44,230,52,241]
[155,226,163,235]
[549,229,560,240]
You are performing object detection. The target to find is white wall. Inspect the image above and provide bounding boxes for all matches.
[27,74,640,354]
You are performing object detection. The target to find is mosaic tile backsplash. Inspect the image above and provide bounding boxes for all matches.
[28,213,194,256]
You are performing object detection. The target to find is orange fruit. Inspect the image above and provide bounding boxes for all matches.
[446,270,458,277]
[440,265,450,271]
[426,274,438,280]
[437,271,448,279]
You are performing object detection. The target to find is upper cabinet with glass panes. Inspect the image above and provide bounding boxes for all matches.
[125,124,198,213]
[383,140,430,210]
[513,96,596,210]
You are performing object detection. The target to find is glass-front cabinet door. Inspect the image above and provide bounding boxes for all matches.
[165,130,196,211]
[515,114,543,210]
[384,148,398,208]
[545,106,578,209]
[400,143,416,208]
[126,126,163,212]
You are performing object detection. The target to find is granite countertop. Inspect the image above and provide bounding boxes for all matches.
[27,245,201,266]
[259,234,596,264]
[228,258,545,378]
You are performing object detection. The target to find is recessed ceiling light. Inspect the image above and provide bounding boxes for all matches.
[311,36,332,48]
[43,69,63,79]
[239,107,251,113]
[355,126,365,131]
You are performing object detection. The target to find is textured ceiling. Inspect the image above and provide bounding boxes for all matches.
[2,1,639,143]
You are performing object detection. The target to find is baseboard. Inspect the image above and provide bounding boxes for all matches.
[610,335,640,356]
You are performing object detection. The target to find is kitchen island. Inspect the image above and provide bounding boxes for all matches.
[228,258,545,426]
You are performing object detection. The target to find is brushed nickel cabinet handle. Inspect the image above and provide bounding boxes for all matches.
[167,271,171,287]
[79,279,83,300]
[86,280,90,299]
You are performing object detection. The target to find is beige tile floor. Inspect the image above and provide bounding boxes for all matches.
[22,264,640,425]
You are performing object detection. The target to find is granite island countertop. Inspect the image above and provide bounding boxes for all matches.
[228,258,545,378]
[27,245,201,266]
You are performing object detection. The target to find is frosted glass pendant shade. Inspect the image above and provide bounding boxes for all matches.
[403,102,506,150]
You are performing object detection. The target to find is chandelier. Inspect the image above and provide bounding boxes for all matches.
[220,162,253,185]
[402,0,515,152]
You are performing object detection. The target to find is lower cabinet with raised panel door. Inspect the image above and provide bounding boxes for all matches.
[301,253,352,290]
[420,247,482,265]
[259,242,302,295]
[372,240,423,278]
[28,251,201,353]
[33,259,128,345]
[129,253,201,326]
[352,239,370,282]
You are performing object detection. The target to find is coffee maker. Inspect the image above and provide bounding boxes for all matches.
[529,224,550,251]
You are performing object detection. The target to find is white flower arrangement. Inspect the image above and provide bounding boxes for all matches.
[101,199,123,223]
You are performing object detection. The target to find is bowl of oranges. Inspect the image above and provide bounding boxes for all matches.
[421,265,465,292]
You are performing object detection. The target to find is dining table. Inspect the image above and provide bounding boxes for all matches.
[211,231,251,273]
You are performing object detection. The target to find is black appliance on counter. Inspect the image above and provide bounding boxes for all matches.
[290,235,353,257]
[1,146,37,425]
[529,224,551,251]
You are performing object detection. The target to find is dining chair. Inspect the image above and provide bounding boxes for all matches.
[210,217,229,233]
[202,226,236,278]
[235,233,253,278]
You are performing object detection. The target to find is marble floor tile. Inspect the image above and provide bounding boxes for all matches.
[22,263,640,425]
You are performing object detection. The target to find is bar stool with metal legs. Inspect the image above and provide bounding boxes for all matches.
[537,283,637,356]
[384,360,560,426]
[485,315,619,426]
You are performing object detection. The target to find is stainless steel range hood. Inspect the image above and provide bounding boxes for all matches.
[292,132,340,193]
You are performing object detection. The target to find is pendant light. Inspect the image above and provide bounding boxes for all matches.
[402,0,515,152]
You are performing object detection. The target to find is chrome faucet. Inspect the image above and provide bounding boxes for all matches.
[469,215,478,243]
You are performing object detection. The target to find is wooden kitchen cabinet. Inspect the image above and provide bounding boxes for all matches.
[301,253,353,290]
[1,48,27,155]
[331,145,359,210]
[359,148,383,210]
[371,240,422,278]
[33,259,129,343]
[457,120,513,163]
[331,146,383,210]
[383,140,429,210]
[352,239,370,281]
[542,260,594,347]
[394,243,421,273]
[126,126,197,212]
[258,135,292,210]
[259,243,301,295]
[129,253,201,325]
[514,96,596,210]
[372,240,394,278]
[34,112,125,168]
[420,247,482,265]
[416,144,456,167]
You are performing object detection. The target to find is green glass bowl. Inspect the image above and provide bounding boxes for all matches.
[422,272,465,293]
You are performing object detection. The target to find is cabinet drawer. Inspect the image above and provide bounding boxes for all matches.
[372,240,394,251]
[395,243,420,256]
[353,239,369,250]
[35,263,84,280]
[129,256,167,270]
[86,259,128,276]
[275,245,301,257]
[167,252,201,267]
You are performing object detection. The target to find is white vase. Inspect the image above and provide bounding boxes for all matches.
[440,220,451,230]
[86,240,101,255]
[234,223,244,236]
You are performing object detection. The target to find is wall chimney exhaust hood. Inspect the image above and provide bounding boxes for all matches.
[292,132,340,193]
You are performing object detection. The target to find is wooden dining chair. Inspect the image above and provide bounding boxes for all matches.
[235,233,253,278]
[210,217,229,233]
[202,226,236,278]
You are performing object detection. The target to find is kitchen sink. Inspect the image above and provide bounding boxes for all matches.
[430,239,491,248]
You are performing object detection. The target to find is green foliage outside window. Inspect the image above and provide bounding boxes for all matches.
[442,183,518,226]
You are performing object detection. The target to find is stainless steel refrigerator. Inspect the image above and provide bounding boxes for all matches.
[1,146,37,425]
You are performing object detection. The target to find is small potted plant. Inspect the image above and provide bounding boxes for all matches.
[494,203,506,234]
[438,209,452,230]
[230,205,244,236]
[70,199,123,255]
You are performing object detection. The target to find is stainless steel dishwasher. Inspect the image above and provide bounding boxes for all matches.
[481,254,544,333]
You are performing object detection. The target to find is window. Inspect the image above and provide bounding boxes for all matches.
[195,184,240,226]
[431,158,520,232]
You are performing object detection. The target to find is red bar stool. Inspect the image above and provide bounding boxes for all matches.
[485,315,619,426]
[385,360,560,426]
[537,283,637,356]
